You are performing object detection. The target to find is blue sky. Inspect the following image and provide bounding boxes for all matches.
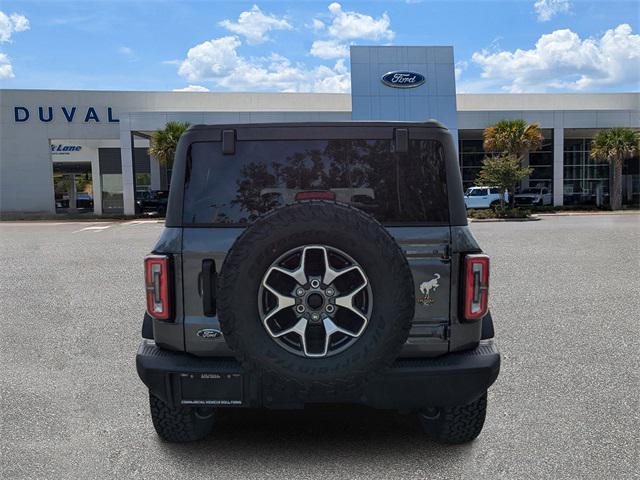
[0,0,638,93]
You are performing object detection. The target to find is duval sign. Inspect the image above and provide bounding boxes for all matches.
[14,106,119,123]
[381,71,426,88]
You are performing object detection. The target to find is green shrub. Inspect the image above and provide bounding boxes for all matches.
[467,208,531,219]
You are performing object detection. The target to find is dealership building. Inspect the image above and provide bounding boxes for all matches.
[1,45,638,216]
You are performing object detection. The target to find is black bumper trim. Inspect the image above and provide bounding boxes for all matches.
[136,340,500,410]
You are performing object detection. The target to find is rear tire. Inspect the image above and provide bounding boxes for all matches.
[149,393,215,442]
[419,392,487,444]
[490,201,500,210]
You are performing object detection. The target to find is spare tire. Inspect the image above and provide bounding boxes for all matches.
[217,201,414,390]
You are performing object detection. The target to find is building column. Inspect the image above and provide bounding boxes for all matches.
[120,121,136,215]
[451,129,459,157]
[91,149,103,215]
[553,127,564,206]
[150,155,161,191]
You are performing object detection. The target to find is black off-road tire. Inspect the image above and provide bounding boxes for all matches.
[149,394,215,442]
[490,200,500,210]
[419,392,488,444]
[217,201,415,393]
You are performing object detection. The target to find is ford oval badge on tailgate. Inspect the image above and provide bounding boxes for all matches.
[197,328,222,339]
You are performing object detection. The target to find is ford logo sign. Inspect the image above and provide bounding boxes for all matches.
[381,71,426,89]
[197,328,222,339]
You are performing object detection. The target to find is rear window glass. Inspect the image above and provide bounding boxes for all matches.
[183,139,448,225]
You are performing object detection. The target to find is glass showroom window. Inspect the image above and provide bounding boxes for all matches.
[528,134,553,192]
[563,138,609,206]
[99,148,124,214]
[459,138,486,191]
[460,130,554,193]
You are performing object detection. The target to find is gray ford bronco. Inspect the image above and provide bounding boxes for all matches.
[136,121,500,444]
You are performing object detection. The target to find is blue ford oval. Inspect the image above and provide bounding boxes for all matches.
[381,71,426,88]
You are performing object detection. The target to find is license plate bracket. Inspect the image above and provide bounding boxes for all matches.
[179,372,243,406]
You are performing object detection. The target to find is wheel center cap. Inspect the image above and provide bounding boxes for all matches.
[306,293,324,310]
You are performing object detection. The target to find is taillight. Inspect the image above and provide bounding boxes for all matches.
[463,254,489,321]
[145,254,172,321]
[295,191,336,201]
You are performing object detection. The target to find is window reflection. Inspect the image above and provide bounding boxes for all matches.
[563,137,610,206]
[183,139,448,225]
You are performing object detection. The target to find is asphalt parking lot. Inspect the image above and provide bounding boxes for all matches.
[1,215,638,479]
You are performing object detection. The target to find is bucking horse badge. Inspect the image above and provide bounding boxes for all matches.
[418,273,440,305]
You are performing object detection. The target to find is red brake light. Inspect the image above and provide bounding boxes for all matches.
[145,254,172,321]
[295,191,336,201]
[463,254,489,321]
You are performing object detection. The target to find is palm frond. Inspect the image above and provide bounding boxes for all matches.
[483,119,543,161]
[590,128,639,165]
[148,121,191,166]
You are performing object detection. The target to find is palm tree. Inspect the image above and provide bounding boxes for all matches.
[590,128,640,210]
[148,121,191,166]
[483,119,544,162]
[483,119,544,207]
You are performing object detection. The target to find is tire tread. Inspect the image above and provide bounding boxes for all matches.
[149,394,214,442]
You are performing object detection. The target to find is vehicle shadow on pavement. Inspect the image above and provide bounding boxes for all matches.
[159,406,474,464]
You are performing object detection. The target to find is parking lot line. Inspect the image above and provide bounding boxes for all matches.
[123,220,163,226]
[72,225,112,233]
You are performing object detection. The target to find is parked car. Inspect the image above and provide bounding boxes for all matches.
[54,192,93,210]
[136,190,169,216]
[514,187,552,206]
[464,186,508,209]
[136,121,500,444]
[75,192,94,210]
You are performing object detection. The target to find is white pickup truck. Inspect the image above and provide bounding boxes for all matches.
[464,187,508,209]
[514,187,553,206]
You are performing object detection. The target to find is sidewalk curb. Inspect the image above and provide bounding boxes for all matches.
[469,216,540,223]
[536,211,640,217]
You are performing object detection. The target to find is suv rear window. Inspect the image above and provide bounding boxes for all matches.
[183,139,448,225]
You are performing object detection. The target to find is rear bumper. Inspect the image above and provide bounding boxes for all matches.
[136,339,500,410]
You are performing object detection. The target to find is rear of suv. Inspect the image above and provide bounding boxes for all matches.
[136,121,500,444]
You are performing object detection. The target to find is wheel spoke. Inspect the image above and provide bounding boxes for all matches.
[334,280,369,330]
[321,317,363,356]
[261,281,296,323]
[323,317,356,337]
[319,246,365,286]
[268,266,307,286]
[323,261,361,287]
[272,317,307,338]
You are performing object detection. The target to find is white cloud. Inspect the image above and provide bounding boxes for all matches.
[173,85,210,92]
[310,39,349,59]
[324,3,393,41]
[308,3,394,59]
[0,52,14,79]
[311,18,325,32]
[177,35,350,93]
[178,36,243,82]
[118,46,134,56]
[533,0,571,22]
[471,24,640,92]
[219,5,292,45]
[0,11,29,43]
